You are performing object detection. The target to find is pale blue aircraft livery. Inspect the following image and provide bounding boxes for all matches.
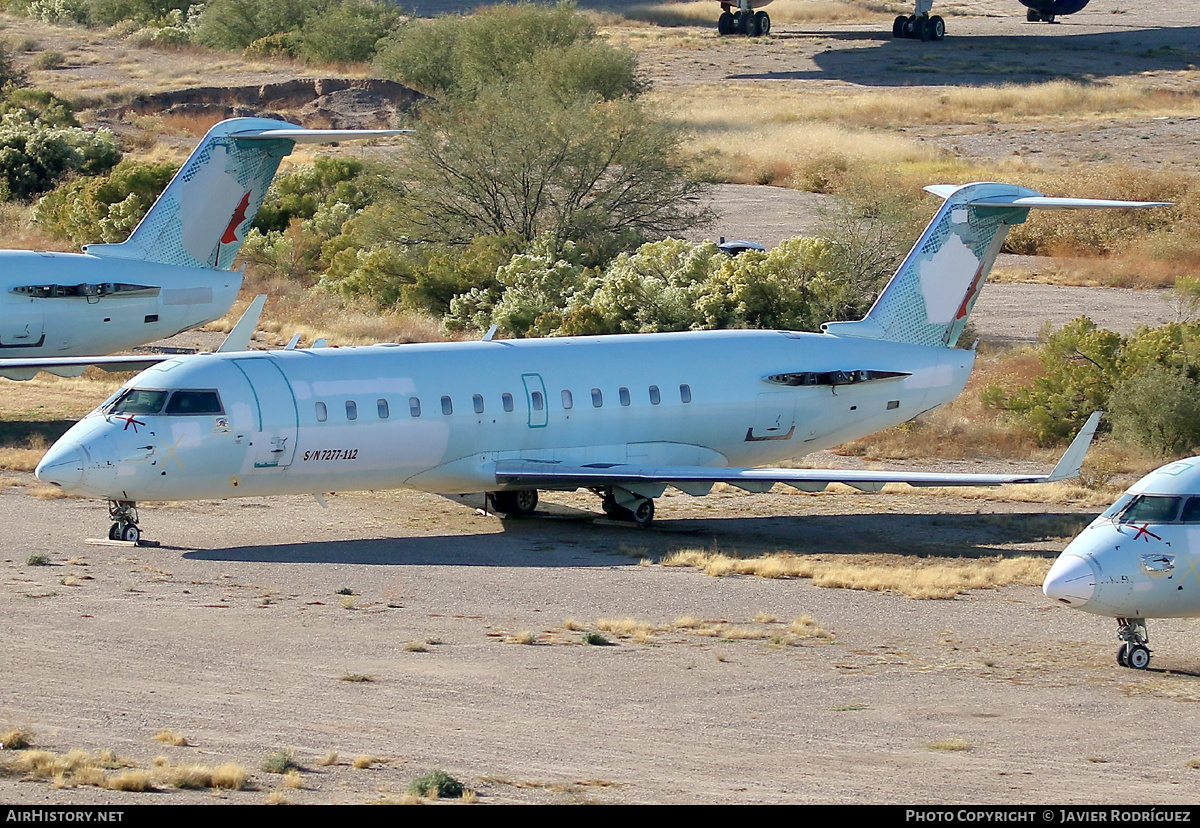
[717,0,1090,40]
[1045,458,1200,671]
[0,118,403,382]
[35,182,1158,542]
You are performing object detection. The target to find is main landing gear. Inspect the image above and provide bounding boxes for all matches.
[489,488,539,517]
[892,1,945,41]
[717,2,769,37]
[107,500,142,544]
[486,487,659,527]
[1026,8,1057,22]
[1116,617,1151,670]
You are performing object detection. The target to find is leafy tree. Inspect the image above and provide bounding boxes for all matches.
[397,80,709,263]
[1110,365,1200,457]
[293,0,400,64]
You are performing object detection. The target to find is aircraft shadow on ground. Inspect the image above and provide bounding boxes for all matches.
[731,27,1200,86]
[181,507,1093,565]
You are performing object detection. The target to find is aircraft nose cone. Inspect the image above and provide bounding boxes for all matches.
[1043,553,1097,608]
[35,442,87,491]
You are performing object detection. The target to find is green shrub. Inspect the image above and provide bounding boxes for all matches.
[407,769,463,799]
[0,115,121,202]
[35,159,176,245]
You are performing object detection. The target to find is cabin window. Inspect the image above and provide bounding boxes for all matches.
[561,389,573,410]
[649,386,661,406]
[345,401,357,421]
[377,399,389,419]
[106,388,168,415]
[441,396,453,415]
[502,393,514,412]
[165,390,223,415]
[1120,495,1182,524]
[619,387,630,407]
[316,402,328,422]
[591,388,603,408]
[531,391,544,411]
[679,384,692,404]
[887,400,900,410]
[473,394,485,414]
[408,397,421,418]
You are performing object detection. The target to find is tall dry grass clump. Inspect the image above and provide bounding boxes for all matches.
[662,548,1052,599]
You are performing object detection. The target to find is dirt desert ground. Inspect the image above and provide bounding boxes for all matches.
[4,1,1200,806]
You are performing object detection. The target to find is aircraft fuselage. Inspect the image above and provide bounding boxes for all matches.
[38,329,973,503]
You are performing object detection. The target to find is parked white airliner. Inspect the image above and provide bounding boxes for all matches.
[0,117,401,381]
[1044,458,1200,670]
[35,182,1159,542]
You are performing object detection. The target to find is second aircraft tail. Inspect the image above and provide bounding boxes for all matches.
[822,182,1166,348]
[83,118,403,271]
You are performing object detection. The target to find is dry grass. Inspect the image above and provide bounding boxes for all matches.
[151,729,188,746]
[0,725,34,750]
[662,548,1052,599]
[5,748,250,792]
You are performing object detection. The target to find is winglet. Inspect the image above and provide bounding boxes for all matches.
[1045,411,1103,482]
[216,294,266,353]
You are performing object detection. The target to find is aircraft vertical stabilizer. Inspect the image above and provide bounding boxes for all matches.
[82,119,403,271]
[822,182,1167,348]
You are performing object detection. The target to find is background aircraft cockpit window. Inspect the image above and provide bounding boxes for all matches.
[316,402,328,422]
[346,401,358,421]
[106,389,168,415]
[409,397,421,417]
[1180,497,1200,523]
[502,393,514,412]
[164,390,223,415]
[1119,495,1182,524]
[649,386,661,405]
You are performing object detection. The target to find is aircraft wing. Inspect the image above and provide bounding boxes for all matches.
[0,295,267,381]
[495,412,1102,494]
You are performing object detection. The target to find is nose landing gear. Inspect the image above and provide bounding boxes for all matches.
[107,500,142,544]
[1116,617,1151,669]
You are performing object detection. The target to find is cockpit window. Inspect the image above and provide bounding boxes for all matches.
[1180,497,1200,523]
[165,390,223,415]
[1118,495,1182,524]
[107,388,168,415]
[1101,494,1134,520]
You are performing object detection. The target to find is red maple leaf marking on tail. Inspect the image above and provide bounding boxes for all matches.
[955,263,987,320]
[220,191,252,244]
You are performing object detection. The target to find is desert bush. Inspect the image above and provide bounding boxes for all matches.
[0,115,121,202]
[35,159,176,245]
[373,1,639,102]
[0,88,77,128]
[407,768,464,798]
[292,0,400,64]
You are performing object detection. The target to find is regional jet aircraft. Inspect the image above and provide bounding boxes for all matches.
[1044,458,1200,670]
[718,0,1088,40]
[35,182,1159,542]
[0,117,402,382]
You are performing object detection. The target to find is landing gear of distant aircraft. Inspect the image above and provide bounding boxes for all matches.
[107,500,141,543]
[717,2,768,37]
[892,0,944,42]
[490,488,539,517]
[1116,617,1151,670]
[1026,8,1056,22]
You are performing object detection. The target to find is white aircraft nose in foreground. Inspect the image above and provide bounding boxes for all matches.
[1044,458,1200,670]
[36,182,1159,543]
[0,117,403,381]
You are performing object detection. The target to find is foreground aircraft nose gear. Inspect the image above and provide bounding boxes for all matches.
[107,500,141,544]
[1116,618,1151,670]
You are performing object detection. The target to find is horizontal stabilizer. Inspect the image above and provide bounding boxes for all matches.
[923,185,1170,210]
[229,127,411,143]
